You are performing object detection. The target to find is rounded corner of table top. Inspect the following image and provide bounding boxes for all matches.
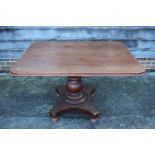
[133,68,146,76]
[141,69,147,75]
[9,69,19,77]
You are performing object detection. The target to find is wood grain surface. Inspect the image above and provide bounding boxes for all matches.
[10,41,145,76]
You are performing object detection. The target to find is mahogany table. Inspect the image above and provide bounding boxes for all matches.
[10,41,145,122]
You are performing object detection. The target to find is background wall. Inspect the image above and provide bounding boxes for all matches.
[0,26,155,72]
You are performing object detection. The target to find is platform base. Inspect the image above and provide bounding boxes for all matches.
[49,84,100,121]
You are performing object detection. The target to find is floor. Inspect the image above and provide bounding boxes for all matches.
[0,73,155,128]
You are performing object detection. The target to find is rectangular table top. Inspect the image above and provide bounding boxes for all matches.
[10,41,145,77]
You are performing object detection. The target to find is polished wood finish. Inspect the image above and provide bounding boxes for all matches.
[49,77,99,121]
[10,41,145,121]
[65,77,87,104]
[10,41,145,77]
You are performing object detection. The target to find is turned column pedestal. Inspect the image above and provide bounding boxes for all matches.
[49,77,100,122]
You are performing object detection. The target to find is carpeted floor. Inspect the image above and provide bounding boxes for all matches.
[0,73,155,128]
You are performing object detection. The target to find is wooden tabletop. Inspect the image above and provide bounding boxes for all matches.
[10,41,145,77]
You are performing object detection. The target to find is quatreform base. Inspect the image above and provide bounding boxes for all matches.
[49,77,100,122]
